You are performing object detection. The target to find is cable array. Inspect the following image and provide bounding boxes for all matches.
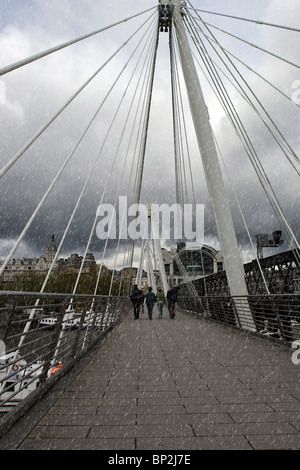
[0,2,299,300]
[181,2,299,270]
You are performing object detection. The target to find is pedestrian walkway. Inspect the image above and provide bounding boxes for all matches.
[1,308,300,450]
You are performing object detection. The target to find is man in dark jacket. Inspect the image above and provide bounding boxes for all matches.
[130,284,142,319]
[145,286,156,320]
[167,285,178,319]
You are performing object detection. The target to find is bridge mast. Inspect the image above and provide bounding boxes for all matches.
[160,0,255,329]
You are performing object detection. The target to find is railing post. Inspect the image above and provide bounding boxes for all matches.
[39,301,67,384]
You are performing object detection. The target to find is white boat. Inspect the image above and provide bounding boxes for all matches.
[65,316,81,330]
[0,344,63,411]
[39,316,58,329]
[39,310,98,331]
[39,309,80,330]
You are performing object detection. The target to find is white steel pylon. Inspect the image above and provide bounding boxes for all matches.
[136,238,146,289]
[163,0,255,330]
[149,205,169,296]
[145,242,157,293]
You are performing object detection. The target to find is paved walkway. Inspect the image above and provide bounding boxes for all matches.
[1,308,300,450]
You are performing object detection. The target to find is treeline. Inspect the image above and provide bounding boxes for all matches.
[0,264,131,297]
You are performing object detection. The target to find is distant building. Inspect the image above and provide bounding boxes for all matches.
[119,243,223,291]
[0,234,96,283]
[163,243,223,286]
[114,267,148,290]
[58,252,96,274]
[0,234,58,283]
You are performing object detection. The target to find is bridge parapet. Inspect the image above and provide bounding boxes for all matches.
[177,293,300,346]
[0,291,130,427]
[179,250,300,296]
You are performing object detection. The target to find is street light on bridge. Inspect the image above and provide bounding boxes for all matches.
[255,231,283,259]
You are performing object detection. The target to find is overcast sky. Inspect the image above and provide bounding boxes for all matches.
[0,0,299,268]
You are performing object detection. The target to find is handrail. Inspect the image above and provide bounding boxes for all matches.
[0,291,130,424]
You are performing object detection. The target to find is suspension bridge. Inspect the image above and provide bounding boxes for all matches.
[0,0,299,451]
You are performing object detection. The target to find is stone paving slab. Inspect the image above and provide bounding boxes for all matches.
[1,308,300,451]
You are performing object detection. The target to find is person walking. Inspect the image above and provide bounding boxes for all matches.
[145,286,156,320]
[167,285,178,319]
[156,287,166,319]
[130,284,142,320]
[140,290,145,314]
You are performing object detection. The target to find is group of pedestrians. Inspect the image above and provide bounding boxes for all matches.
[130,284,178,320]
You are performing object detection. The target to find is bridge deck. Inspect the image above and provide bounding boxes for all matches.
[1,308,300,451]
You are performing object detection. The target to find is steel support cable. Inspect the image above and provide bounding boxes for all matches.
[202,113,269,293]
[173,71,189,207]
[184,14,300,266]
[110,30,161,297]
[126,18,160,276]
[34,19,157,309]
[93,24,159,298]
[213,133,271,294]
[171,28,209,299]
[171,38,190,208]
[173,11,256,306]
[183,15,267,187]
[67,21,158,306]
[186,18,300,175]
[186,12,300,172]
[1,23,157,375]
[185,6,300,34]
[203,50,300,176]
[131,31,159,208]
[172,28,197,208]
[178,47,270,294]
[170,26,182,207]
[184,12,300,211]
[116,33,161,295]
[171,25,192,207]
[52,42,156,361]
[208,35,300,110]
[122,29,159,275]
[0,12,155,180]
[171,70,185,206]
[109,41,161,295]
[171,95,210,303]
[185,14,300,248]
[188,26,300,178]
[154,28,204,304]
[118,58,157,296]
[189,32,300,177]
[185,13,276,174]
[116,31,160,296]
[9,28,158,377]
[185,13,300,273]
[183,13,299,265]
[133,21,160,207]
[187,17,300,110]
[0,15,155,280]
[0,7,156,77]
[201,20,300,70]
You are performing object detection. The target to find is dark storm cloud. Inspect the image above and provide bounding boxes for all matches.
[0,0,299,267]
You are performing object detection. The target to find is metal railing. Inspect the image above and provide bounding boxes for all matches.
[177,294,300,344]
[0,291,130,419]
[1,289,299,435]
